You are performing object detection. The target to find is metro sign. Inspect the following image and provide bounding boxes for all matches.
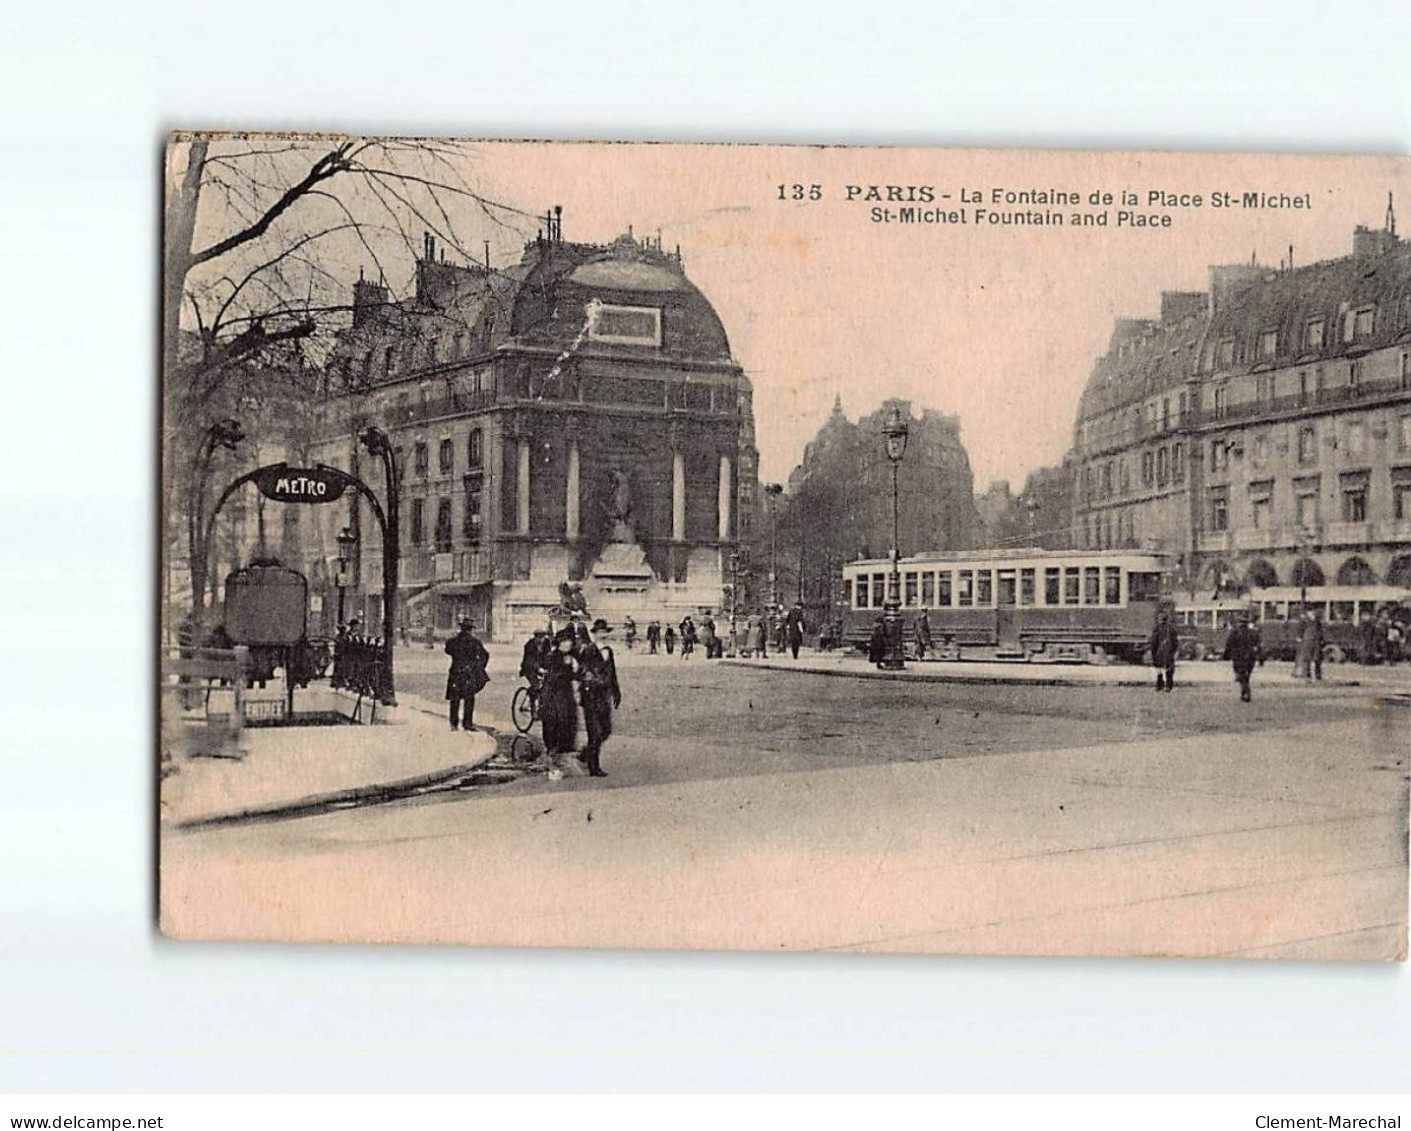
[252,463,350,504]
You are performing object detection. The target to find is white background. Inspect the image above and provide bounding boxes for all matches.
[2,0,1409,1094]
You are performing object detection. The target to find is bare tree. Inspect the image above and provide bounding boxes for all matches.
[162,133,537,627]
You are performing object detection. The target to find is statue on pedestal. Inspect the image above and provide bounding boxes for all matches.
[608,469,634,543]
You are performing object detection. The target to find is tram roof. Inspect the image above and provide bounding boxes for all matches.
[844,548,1176,570]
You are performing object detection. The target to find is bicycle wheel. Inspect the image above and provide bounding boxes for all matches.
[511,686,535,734]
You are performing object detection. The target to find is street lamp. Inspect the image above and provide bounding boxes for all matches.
[335,525,357,626]
[764,483,784,614]
[881,403,910,671]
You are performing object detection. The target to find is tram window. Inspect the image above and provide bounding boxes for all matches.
[872,573,886,608]
[977,571,993,606]
[1127,571,1161,602]
[939,572,953,607]
[904,572,918,607]
[1104,566,1122,605]
[1064,567,1080,605]
[849,578,861,609]
[921,572,935,607]
[958,570,974,607]
[1084,566,1101,605]
[1020,568,1036,606]
[1262,601,1280,621]
[1045,568,1061,605]
[1331,601,1354,622]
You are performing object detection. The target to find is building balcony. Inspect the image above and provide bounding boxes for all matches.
[1234,527,1278,551]
[1375,519,1411,544]
[1323,521,1374,548]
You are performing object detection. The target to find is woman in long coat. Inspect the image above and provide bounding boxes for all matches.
[538,628,581,756]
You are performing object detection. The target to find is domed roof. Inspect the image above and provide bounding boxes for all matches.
[567,258,690,293]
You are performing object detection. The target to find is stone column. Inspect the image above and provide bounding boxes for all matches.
[517,438,531,535]
[672,449,685,542]
[717,453,732,541]
[566,439,580,540]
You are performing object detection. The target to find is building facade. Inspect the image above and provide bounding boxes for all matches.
[306,221,759,642]
[782,395,981,622]
[1072,209,1411,596]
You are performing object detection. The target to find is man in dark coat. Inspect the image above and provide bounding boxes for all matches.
[867,615,887,667]
[1148,612,1179,692]
[444,617,490,731]
[1226,612,1261,702]
[914,608,933,661]
[570,613,592,653]
[787,602,805,660]
[577,618,621,778]
[519,628,551,681]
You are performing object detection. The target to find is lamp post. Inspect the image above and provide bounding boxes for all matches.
[881,403,910,671]
[764,483,784,614]
[335,525,357,626]
[188,417,244,631]
[359,426,400,705]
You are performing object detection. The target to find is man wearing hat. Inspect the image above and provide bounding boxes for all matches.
[577,617,621,778]
[444,617,490,731]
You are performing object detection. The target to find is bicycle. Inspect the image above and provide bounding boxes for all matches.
[511,679,541,734]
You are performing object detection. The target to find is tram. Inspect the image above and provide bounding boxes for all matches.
[838,549,1174,663]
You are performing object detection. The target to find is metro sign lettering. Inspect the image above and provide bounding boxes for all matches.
[252,463,350,504]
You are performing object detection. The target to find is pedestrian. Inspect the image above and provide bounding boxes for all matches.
[577,618,621,778]
[425,621,436,650]
[570,612,592,653]
[787,601,805,660]
[679,614,696,658]
[1297,612,1325,680]
[915,608,932,661]
[444,617,490,731]
[624,615,638,649]
[867,615,887,667]
[701,613,718,659]
[1226,612,1261,702]
[519,627,552,687]
[646,620,661,654]
[539,627,581,757]
[1148,611,1178,691]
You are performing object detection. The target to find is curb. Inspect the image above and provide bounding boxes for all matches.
[718,658,1364,690]
[174,748,497,831]
[172,693,501,831]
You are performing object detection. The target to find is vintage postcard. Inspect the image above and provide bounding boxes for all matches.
[159,136,1410,958]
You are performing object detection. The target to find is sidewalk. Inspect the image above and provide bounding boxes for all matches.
[161,688,496,828]
[719,651,1403,688]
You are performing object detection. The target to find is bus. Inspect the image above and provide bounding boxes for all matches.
[1171,585,1410,664]
[1246,585,1409,663]
[839,549,1174,663]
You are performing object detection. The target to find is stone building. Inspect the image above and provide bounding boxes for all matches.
[781,395,980,619]
[977,463,1075,550]
[1071,203,1411,596]
[306,218,759,641]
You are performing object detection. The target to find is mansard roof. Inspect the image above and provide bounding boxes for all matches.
[1075,224,1411,425]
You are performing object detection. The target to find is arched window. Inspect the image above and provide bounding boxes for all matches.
[1387,555,1411,589]
[1290,557,1325,588]
[1336,557,1377,587]
[1244,558,1278,589]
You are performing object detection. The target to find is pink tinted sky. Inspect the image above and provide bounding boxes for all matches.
[189,140,1407,491]
[468,143,1405,489]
